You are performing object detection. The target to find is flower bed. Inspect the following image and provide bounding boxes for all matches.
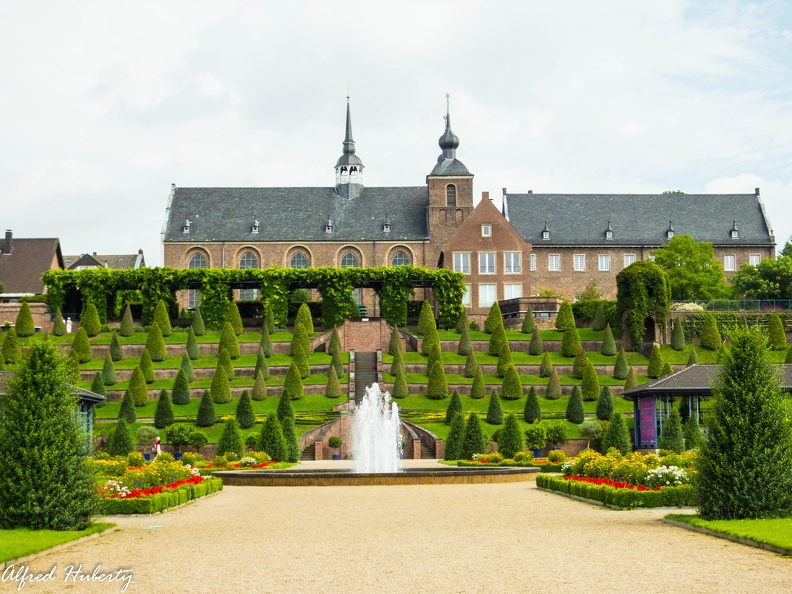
[537,474,694,508]
[98,477,223,514]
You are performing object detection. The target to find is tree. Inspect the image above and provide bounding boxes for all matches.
[252,370,268,401]
[545,367,562,400]
[572,349,588,379]
[128,366,149,406]
[153,300,172,337]
[236,390,255,429]
[139,348,155,383]
[101,353,116,386]
[651,235,729,300]
[461,413,487,460]
[145,324,166,362]
[110,330,123,362]
[118,389,136,424]
[418,301,438,354]
[732,254,792,299]
[191,305,206,336]
[426,359,448,400]
[683,416,703,450]
[581,360,599,401]
[210,367,231,404]
[470,367,485,399]
[661,362,673,376]
[325,365,342,398]
[463,350,478,378]
[252,347,268,381]
[179,352,195,382]
[501,364,522,400]
[219,322,240,359]
[90,372,106,397]
[444,412,466,460]
[277,388,295,421]
[455,311,468,334]
[154,388,174,428]
[52,307,66,337]
[70,327,91,364]
[529,329,544,355]
[496,342,513,378]
[216,418,243,457]
[389,325,402,356]
[295,302,314,336]
[613,347,629,380]
[523,386,541,423]
[225,300,243,336]
[445,390,463,424]
[579,420,603,449]
[426,340,442,377]
[218,348,234,379]
[595,386,613,421]
[486,390,503,425]
[697,328,792,520]
[264,303,276,335]
[14,302,34,337]
[392,366,409,398]
[658,408,684,453]
[488,323,507,357]
[671,317,686,351]
[566,385,584,424]
[768,314,787,350]
[601,412,631,454]
[699,314,722,350]
[591,302,607,331]
[561,324,582,357]
[81,302,102,337]
[281,416,300,463]
[328,326,342,358]
[0,341,96,530]
[687,348,699,366]
[457,321,471,356]
[647,344,663,378]
[282,361,304,400]
[107,418,134,457]
[601,324,616,356]
[259,323,273,358]
[186,327,200,360]
[623,367,638,391]
[258,414,286,461]
[197,389,217,426]
[293,343,310,379]
[390,348,405,377]
[556,301,575,331]
[521,308,536,334]
[120,304,135,337]
[171,368,191,405]
[539,352,554,378]
[65,349,80,383]
[485,301,504,335]
[498,414,523,458]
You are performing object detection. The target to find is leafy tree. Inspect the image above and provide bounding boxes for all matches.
[254,346,269,380]
[556,301,575,331]
[647,344,663,378]
[658,408,684,453]
[171,368,191,405]
[252,370,268,401]
[186,327,200,360]
[145,324,166,362]
[258,413,286,461]
[325,365,342,398]
[277,388,295,421]
[444,412,466,460]
[110,330,123,362]
[496,342,513,378]
[529,329,544,355]
[90,372,106,397]
[0,340,96,530]
[470,367,485,399]
[651,235,729,300]
[545,367,562,400]
[768,314,787,350]
[219,322,240,359]
[293,343,310,379]
[445,390,463,424]
[281,416,300,463]
[572,349,588,379]
[216,418,243,457]
[561,324,582,357]
[153,300,172,337]
[623,367,638,391]
[463,350,478,378]
[101,353,116,385]
[210,367,231,404]
[426,359,448,400]
[328,326,342,358]
[81,302,102,337]
[687,348,699,366]
[282,361,304,400]
[455,311,468,334]
[235,390,255,429]
[225,300,243,336]
[70,327,91,364]
[591,302,607,332]
[613,347,629,379]
[539,352,553,378]
[457,321,471,356]
[120,304,135,337]
[595,386,613,421]
[521,308,536,334]
[501,364,522,400]
[295,302,314,336]
[498,414,523,458]
[566,385,584,424]
[683,416,703,450]
[523,385,541,423]
[579,420,603,449]
[14,302,34,337]
[218,348,234,379]
[671,317,686,351]
[601,323,616,356]
[154,388,174,428]
[260,323,273,358]
[128,366,149,406]
[661,362,673,377]
[488,323,507,356]
[107,418,134,457]
[118,389,136,424]
[264,303,276,335]
[197,389,217,426]
[179,352,194,382]
[732,254,792,299]
[699,314,722,351]
[392,366,409,398]
[601,412,631,454]
[461,413,487,460]
[698,328,792,519]
[139,348,155,383]
[52,307,66,336]
[581,360,599,402]
[389,325,402,356]
[485,301,504,335]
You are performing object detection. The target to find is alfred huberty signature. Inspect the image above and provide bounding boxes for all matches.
[2,563,134,592]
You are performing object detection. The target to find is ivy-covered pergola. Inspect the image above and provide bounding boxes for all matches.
[42,266,465,330]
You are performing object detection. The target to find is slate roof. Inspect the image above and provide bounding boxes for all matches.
[504,193,775,246]
[429,158,472,177]
[64,251,145,269]
[0,237,62,294]
[163,186,430,243]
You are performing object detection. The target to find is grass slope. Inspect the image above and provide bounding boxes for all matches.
[0,523,116,564]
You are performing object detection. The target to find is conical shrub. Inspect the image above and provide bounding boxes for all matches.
[496,342,513,378]
[258,413,286,461]
[456,311,468,334]
[595,386,613,421]
[225,300,243,336]
[2,328,22,364]
[457,322,471,356]
[529,329,544,355]
[81,302,102,337]
[561,324,582,357]
[52,307,66,336]
[545,367,562,400]
[498,413,524,458]
[218,348,234,379]
[186,327,200,360]
[295,302,314,335]
[461,413,487,460]
[601,412,631,454]
[293,343,310,379]
[699,314,722,351]
[102,353,116,385]
[255,346,270,380]
[601,323,617,356]
[282,361,304,400]
[581,360,600,402]
[624,367,638,391]
[180,352,194,382]
[470,367,485,399]
[463,350,478,378]
[154,388,174,428]
[523,385,541,423]
[613,347,629,379]
[171,368,191,405]
[671,317,686,351]
[566,385,584,424]
[107,418,134,456]
[501,364,522,400]
[683,416,703,450]
[252,370,268,401]
[120,304,135,337]
[768,314,787,350]
[426,359,448,400]
[236,390,255,429]
[145,324,166,362]
[539,352,553,378]
[445,390,463,424]
[572,350,588,379]
[196,390,217,426]
[687,348,699,366]
[444,412,465,460]
[260,323,273,358]
[325,365,341,398]
[661,362,674,376]
[14,302,34,337]
[485,302,504,335]
[392,366,409,398]
[658,408,684,453]
[556,301,575,331]
[127,366,149,406]
[70,327,91,364]
[426,340,442,377]
[153,300,172,337]
[216,418,243,457]
[210,367,231,404]
[390,348,405,377]
[191,306,206,336]
[90,372,106,397]
[389,325,402,356]
[521,308,536,334]
[139,348,155,383]
[110,330,123,362]
[264,303,276,335]
[281,416,300,463]
[219,322,240,359]
[328,326,342,358]
[118,389,136,424]
[277,387,295,421]
[647,344,663,378]
[592,302,607,331]
[488,323,507,356]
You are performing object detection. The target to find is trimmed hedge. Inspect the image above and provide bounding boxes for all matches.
[97,478,223,514]
[535,474,694,509]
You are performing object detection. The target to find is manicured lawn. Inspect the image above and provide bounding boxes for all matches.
[436,328,606,342]
[82,352,345,371]
[0,523,116,564]
[21,330,297,345]
[385,371,648,387]
[417,418,586,441]
[394,351,649,366]
[80,372,344,392]
[394,392,632,416]
[660,344,790,365]
[665,514,792,553]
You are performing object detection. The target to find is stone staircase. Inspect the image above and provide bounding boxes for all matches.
[300,442,316,461]
[420,441,435,459]
[354,351,378,404]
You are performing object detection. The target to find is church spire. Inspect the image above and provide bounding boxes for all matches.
[335,97,364,195]
[438,93,460,161]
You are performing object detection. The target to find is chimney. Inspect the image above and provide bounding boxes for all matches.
[93,252,97,257]
[482,191,490,201]
[528,190,533,194]
[4,230,11,254]
[502,187,507,197]
[755,187,760,196]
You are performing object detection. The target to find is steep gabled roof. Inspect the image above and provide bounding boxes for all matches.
[64,251,145,270]
[163,186,429,243]
[504,193,774,246]
[0,237,62,295]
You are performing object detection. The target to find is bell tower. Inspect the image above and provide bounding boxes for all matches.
[335,97,364,199]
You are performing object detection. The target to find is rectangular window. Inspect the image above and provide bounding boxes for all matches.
[453,253,470,274]
[529,253,536,271]
[479,283,497,307]
[624,254,636,268]
[573,254,586,271]
[188,289,201,310]
[504,252,521,274]
[548,254,560,271]
[598,254,611,271]
[479,252,496,274]
[724,254,735,271]
[462,284,471,307]
[504,283,522,300]
[749,253,761,266]
[481,224,492,237]
[239,289,259,301]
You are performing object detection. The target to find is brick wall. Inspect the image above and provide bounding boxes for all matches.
[0,302,53,333]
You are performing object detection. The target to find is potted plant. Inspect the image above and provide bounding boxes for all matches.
[524,422,547,458]
[165,425,192,460]
[328,436,342,460]
[136,426,159,461]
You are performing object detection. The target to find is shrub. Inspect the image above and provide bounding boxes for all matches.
[523,386,541,423]
[225,301,243,336]
[90,372,106,397]
[136,426,159,446]
[601,412,631,455]
[445,390,463,424]
[139,348,155,384]
[545,424,568,447]
[601,323,616,356]
[488,323,507,357]
[120,304,135,337]
[392,366,409,398]
[498,414,523,458]
[426,359,448,400]
[661,362,673,376]
[1,328,21,364]
[236,390,255,429]
[52,307,66,336]
[687,348,699,366]
[328,326,341,358]
[455,311,468,334]
[280,416,300,463]
[128,366,149,406]
[109,330,123,362]
[252,347,269,381]
[529,329,544,355]
[282,361,304,400]
[470,367,485,399]
[152,300,172,337]
[485,302,504,335]
[768,314,787,350]
[118,389,136,424]
[623,367,638,391]
[418,301,438,354]
[591,302,607,331]
[218,348,234,379]
[457,322,471,356]
[683,416,703,450]
[785,345,792,364]
[699,314,722,350]
[486,390,503,425]
[547,449,566,463]
[572,349,588,379]
[671,317,686,351]
[171,369,191,405]
[252,370,268,401]
[197,390,217,426]
[496,343,513,378]
[390,348,405,377]
[145,324,166,362]
[295,302,314,336]
[501,364,522,400]
[389,325,402,356]
[524,422,547,451]
[647,344,663,378]
[521,309,536,334]
[539,352,553,378]
[293,343,310,379]
[444,412,466,460]
[461,413,487,460]
[81,302,102,337]
[277,388,295,421]
[70,327,91,364]
[566,385,584,424]
[102,353,117,386]
[595,386,613,421]
[188,305,206,336]
[260,323,273,358]
[186,327,200,360]
[612,347,629,379]
[264,304,276,334]
[154,388,175,428]
[65,349,80,383]
[658,409,684,453]
[561,324,582,357]
[219,322,240,359]
[258,414,286,462]
[579,420,603,449]
[325,365,342,398]
[545,367,562,400]
[107,418,134,457]
[178,352,194,383]
[15,302,35,337]
[581,361,599,401]
[328,436,342,450]
[208,366,230,404]
[463,350,478,378]
[556,301,575,331]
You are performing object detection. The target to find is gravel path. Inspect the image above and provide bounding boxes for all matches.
[5,464,791,593]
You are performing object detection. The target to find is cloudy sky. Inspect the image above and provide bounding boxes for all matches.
[1,1,790,266]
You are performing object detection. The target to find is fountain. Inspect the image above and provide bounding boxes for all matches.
[352,383,402,473]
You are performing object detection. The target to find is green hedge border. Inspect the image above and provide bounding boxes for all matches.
[97,477,223,514]
[536,474,694,509]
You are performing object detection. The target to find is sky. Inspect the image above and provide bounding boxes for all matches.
[1,1,790,266]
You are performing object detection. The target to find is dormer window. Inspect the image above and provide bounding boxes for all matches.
[541,222,550,240]
[251,219,260,234]
[605,221,613,240]
[730,220,739,239]
[325,218,333,233]
[182,219,191,234]
[666,221,674,239]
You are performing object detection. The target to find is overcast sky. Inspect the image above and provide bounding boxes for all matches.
[1,1,790,266]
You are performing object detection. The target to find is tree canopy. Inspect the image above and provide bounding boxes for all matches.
[731,255,792,299]
[651,235,729,300]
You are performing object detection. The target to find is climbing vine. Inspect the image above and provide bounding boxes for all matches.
[616,260,671,351]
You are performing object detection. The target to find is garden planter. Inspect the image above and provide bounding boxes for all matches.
[143,453,151,461]
[332,454,341,460]
[174,452,183,461]
[533,449,542,457]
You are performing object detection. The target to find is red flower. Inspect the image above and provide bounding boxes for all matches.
[107,475,205,499]
[562,475,662,492]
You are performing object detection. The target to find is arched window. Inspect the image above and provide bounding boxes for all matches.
[446,184,457,207]
[290,252,309,269]
[391,251,410,266]
[340,252,359,268]
[239,251,259,301]
[187,253,207,309]
[188,253,207,269]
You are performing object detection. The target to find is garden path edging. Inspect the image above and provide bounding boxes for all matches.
[1,526,119,571]
[662,518,792,556]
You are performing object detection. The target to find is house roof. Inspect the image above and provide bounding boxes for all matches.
[0,237,63,295]
[504,192,775,246]
[163,186,430,243]
[64,251,145,270]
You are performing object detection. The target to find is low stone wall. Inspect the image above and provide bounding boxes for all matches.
[0,302,53,333]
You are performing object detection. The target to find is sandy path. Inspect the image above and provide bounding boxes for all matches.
[4,466,791,593]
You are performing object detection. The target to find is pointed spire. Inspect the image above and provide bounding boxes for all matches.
[343,97,355,156]
[335,97,364,171]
